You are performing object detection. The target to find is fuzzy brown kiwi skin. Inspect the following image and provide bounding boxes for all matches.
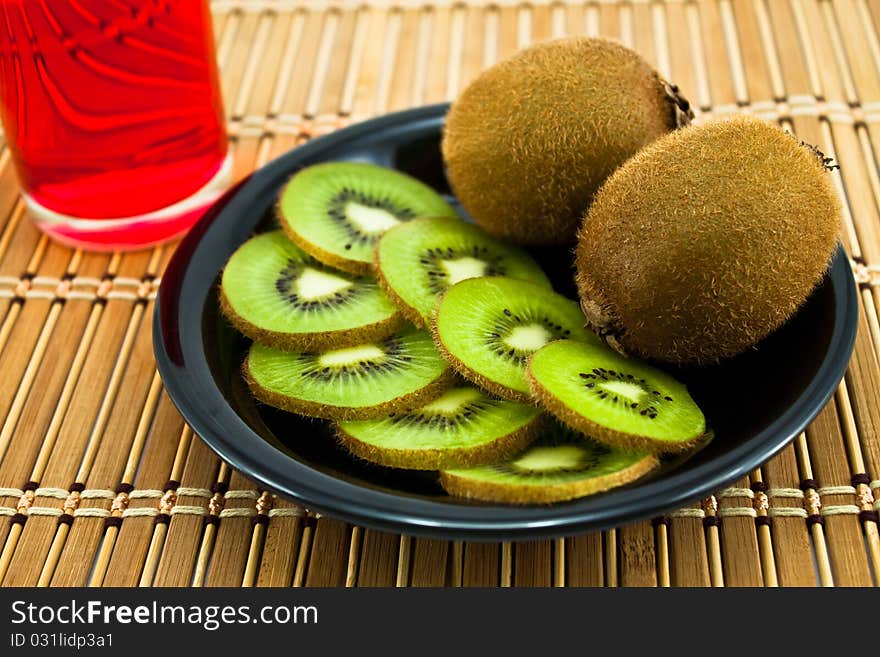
[439,452,659,504]
[334,413,544,470]
[244,352,456,421]
[219,286,405,353]
[574,115,841,366]
[574,274,631,359]
[524,364,706,454]
[373,244,429,329]
[275,200,373,276]
[428,305,534,404]
[442,37,693,247]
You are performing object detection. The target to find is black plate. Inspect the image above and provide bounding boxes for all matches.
[154,104,858,541]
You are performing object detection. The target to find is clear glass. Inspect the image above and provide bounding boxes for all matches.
[0,0,230,250]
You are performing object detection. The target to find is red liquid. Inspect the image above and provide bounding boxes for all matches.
[0,0,228,249]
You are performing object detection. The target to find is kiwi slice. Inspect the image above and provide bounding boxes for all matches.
[245,327,455,421]
[336,385,543,470]
[440,421,658,504]
[220,231,403,351]
[431,277,601,402]
[277,162,458,275]
[527,339,706,453]
[375,216,551,327]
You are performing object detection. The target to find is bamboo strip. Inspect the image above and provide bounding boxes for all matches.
[317,10,358,117]
[730,0,774,102]
[450,541,463,587]
[462,542,499,587]
[305,9,342,118]
[192,462,232,587]
[388,9,422,111]
[655,522,671,587]
[750,469,779,587]
[513,541,551,587]
[410,538,449,587]
[303,518,349,586]
[717,479,763,586]
[242,521,266,587]
[762,446,816,586]
[668,506,711,586]
[565,532,605,587]
[205,470,260,587]
[618,521,658,587]
[396,535,412,587]
[553,538,564,587]
[356,529,398,587]
[292,519,313,587]
[597,0,621,39]
[500,542,511,587]
[267,9,306,118]
[794,433,834,586]
[137,424,193,587]
[152,438,222,586]
[604,529,618,587]
[230,11,276,120]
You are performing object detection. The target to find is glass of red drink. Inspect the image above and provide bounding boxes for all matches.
[0,0,229,250]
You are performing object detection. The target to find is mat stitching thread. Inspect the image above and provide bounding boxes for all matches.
[170,505,207,516]
[768,488,805,498]
[821,504,862,516]
[717,507,757,518]
[769,508,809,518]
[717,488,754,499]
[219,508,256,518]
[34,488,72,499]
[0,483,867,523]
[176,487,213,498]
[224,490,260,500]
[817,485,857,496]
[268,508,305,518]
[128,490,163,499]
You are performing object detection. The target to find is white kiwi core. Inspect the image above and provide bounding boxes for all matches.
[318,345,384,367]
[503,324,553,351]
[511,446,586,472]
[296,268,353,300]
[346,202,401,233]
[441,257,488,284]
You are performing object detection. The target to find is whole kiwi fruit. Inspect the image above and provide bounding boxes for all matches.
[575,115,842,366]
[442,37,692,246]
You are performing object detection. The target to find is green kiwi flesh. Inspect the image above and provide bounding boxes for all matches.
[376,216,552,326]
[431,277,602,402]
[527,339,706,453]
[221,231,403,351]
[440,420,658,504]
[336,385,543,470]
[277,162,458,275]
[576,115,841,365]
[245,326,454,421]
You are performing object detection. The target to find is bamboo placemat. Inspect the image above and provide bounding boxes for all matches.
[0,0,879,588]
